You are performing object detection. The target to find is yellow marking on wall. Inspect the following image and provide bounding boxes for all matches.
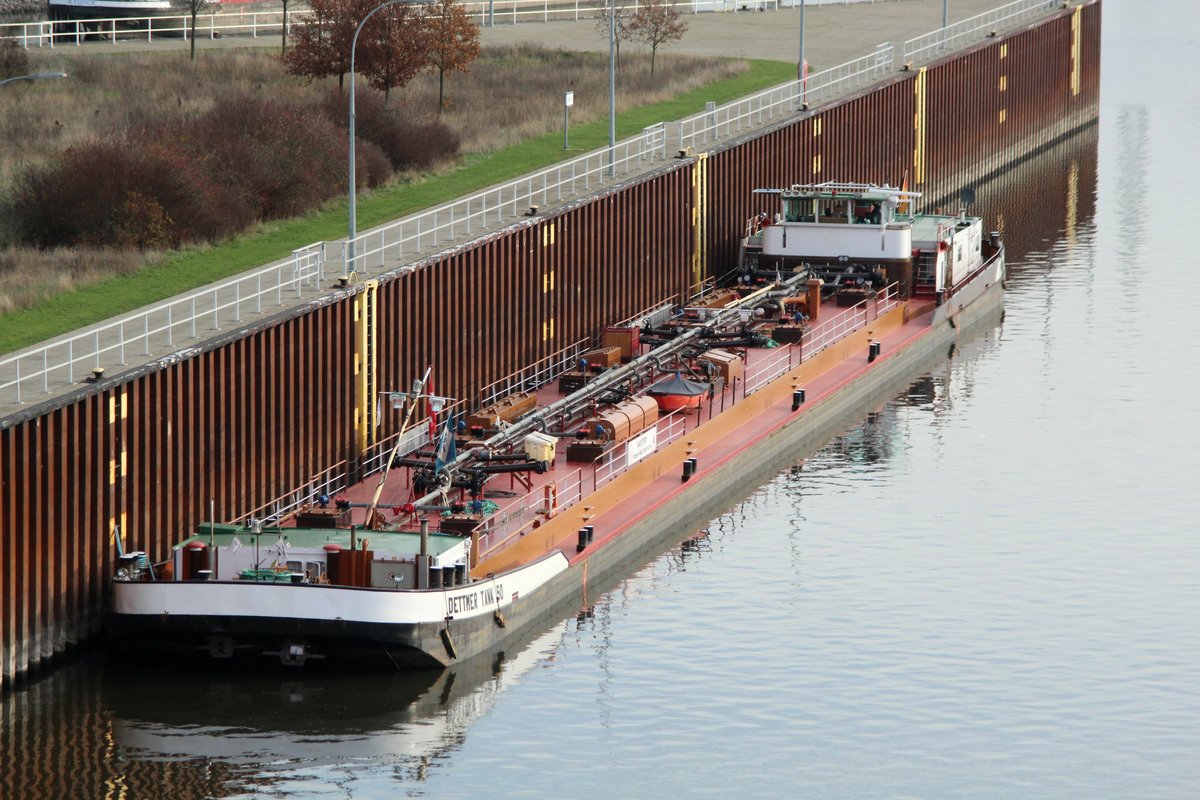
[120,449,126,477]
[109,396,116,424]
[120,391,127,418]
[1000,43,1008,59]
[354,281,379,456]
[999,108,1007,125]
[542,223,557,247]
[542,318,556,342]
[109,459,117,485]
[1070,5,1082,96]
[913,67,927,184]
[691,152,708,294]
[812,153,822,175]
[999,75,1007,92]
[1066,159,1079,246]
[543,270,555,292]
[813,116,822,137]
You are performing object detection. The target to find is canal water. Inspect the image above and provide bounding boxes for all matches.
[4,4,1198,798]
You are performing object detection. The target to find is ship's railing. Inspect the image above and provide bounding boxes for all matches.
[801,282,899,359]
[475,465,586,561]
[742,343,795,397]
[233,460,350,526]
[335,125,666,276]
[477,338,591,409]
[672,42,893,154]
[0,241,330,406]
[902,0,1060,66]
[593,408,689,490]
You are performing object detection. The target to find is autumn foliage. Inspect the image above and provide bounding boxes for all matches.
[284,0,480,108]
[11,92,458,249]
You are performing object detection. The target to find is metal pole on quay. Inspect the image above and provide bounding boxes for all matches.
[348,0,430,272]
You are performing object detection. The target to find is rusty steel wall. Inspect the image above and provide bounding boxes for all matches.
[703,1,1101,275]
[0,1,1100,690]
[374,168,696,416]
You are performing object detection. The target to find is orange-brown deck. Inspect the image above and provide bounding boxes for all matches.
[335,293,935,578]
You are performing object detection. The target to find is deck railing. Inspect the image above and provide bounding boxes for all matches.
[742,344,795,397]
[801,282,899,358]
[234,460,350,525]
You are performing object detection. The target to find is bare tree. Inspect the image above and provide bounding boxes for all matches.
[593,2,632,73]
[424,0,481,112]
[280,0,291,55]
[627,0,687,77]
[175,0,211,61]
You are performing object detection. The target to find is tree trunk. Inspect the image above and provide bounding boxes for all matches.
[650,45,656,77]
[189,12,197,60]
[280,0,288,55]
[438,67,445,112]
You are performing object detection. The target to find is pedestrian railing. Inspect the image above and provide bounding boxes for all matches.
[337,125,666,275]
[902,0,1060,66]
[2,1,788,47]
[673,43,893,153]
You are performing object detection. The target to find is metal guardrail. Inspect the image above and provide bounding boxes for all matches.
[902,0,1060,66]
[672,43,893,153]
[477,338,590,409]
[1,1,784,47]
[0,242,330,405]
[801,282,899,357]
[339,124,666,274]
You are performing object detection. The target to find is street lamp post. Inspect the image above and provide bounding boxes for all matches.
[348,0,428,272]
[0,71,68,88]
[608,0,616,177]
[798,0,805,95]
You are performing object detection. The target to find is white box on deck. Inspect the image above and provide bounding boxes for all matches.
[524,431,557,463]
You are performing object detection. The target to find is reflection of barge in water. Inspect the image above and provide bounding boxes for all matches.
[110,181,1004,669]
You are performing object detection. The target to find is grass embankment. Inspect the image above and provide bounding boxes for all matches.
[0,55,793,355]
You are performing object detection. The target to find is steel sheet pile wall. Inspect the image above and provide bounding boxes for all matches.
[374,171,695,412]
[0,171,695,689]
[704,1,1100,274]
[0,2,1100,689]
[1,302,358,688]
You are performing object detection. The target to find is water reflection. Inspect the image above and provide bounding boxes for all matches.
[1,624,565,799]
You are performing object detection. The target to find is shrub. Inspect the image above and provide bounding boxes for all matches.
[0,40,29,81]
[11,139,241,248]
[321,88,459,171]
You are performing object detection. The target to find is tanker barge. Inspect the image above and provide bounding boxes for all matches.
[110,182,1004,668]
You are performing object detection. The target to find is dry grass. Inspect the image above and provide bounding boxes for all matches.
[0,246,145,314]
[0,45,745,314]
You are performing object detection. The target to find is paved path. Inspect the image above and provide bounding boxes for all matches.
[0,0,1055,414]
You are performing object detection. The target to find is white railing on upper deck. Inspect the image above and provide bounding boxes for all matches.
[902,0,1060,66]
[802,282,899,358]
[672,43,893,153]
[337,125,665,274]
[594,409,688,490]
[235,460,350,525]
[477,338,591,409]
[742,343,794,396]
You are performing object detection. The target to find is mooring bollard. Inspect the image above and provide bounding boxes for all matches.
[577,528,589,552]
[792,389,806,411]
[585,525,595,545]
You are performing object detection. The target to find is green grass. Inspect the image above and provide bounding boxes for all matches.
[0,58,793,356]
